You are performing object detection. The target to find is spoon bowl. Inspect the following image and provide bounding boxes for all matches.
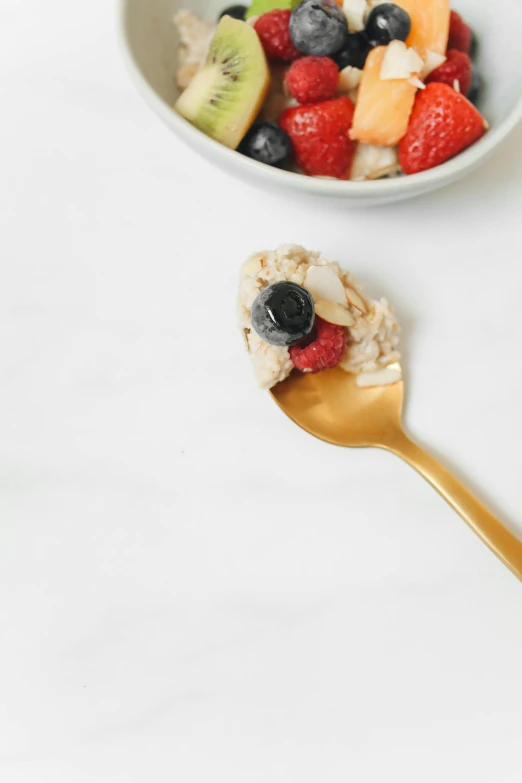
[271,363,404,449]
[271,365,522,581]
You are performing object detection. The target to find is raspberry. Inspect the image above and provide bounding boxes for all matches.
[292,133,355,178]
[290,316,346,373]
[285,56,340,104]
[447,10,472,54]
[254,10,302,62]
[426,49,472,97]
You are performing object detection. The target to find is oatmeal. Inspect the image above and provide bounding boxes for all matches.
[174,10,214,90]
[238,244,400,389]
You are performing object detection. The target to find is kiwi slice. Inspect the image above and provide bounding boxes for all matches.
[175,17,270,150]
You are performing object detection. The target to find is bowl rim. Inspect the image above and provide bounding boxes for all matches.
[119,0,522,198]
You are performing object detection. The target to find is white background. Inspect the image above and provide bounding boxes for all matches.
[2,1,522,781]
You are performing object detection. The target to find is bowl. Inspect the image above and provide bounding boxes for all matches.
[120,0,522,206]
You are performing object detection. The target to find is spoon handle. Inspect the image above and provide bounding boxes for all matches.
[388,433,522,581]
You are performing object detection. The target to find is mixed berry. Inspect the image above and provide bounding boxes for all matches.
[365,3,411,46]
[251,281,315,346]
[289,317,347,373]
[175,1,487,180]
[238,245,401,389]
[250,282,347,375]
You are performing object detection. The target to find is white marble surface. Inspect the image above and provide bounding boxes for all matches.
[2,2,522,781]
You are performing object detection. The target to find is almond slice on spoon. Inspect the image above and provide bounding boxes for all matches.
[304,265,347,306]
[345,286,367,313]
[355,364,402,387]
[315,300,356,327]
[241,256,263,277]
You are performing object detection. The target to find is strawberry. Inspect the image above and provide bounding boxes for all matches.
[447,10,472,54]
[279,96,355,139]
[399,83,486,175]
[292,134,355,178]
[279,96,356,178]
[426,49,472,96]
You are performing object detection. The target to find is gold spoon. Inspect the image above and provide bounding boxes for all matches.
[270,363,522,581]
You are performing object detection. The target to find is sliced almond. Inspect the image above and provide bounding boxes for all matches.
[345,286,367,313]
[342,0,367,32]
[338,65,362,93]
[408,76,426,90]
[355,365,402,387]
[380,41,423,81]
[241,256,263,277]
[453,78,461,93]
[304,265,347,306]
[421,50,446,79]
[363,163,402,181]
[315,300,356,327]
[350,143,398,182]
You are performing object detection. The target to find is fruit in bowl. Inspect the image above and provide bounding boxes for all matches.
[174,0,488,180]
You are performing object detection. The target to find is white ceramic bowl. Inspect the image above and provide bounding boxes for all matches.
[120,0,522,205]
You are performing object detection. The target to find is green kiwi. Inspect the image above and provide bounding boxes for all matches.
[175,17,270,150]
[245,0,301,20]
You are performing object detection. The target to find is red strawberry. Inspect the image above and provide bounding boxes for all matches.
[447,10,472,54]
[254,10,301,62]
[292,134,355,178]
[279,96,355,139]
[426,49,472,96]
[399,83,487,175]
[285,56,340,105]
[279,96,356,178]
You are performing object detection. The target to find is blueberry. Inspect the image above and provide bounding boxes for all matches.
[290,0,349,57]
[365,3,411,45]
[218,4,248,21]
[251,282,315,347]
[469,30,479,60]
[334,32,373,71]
[467,69,483,106]
[238,123,292,167]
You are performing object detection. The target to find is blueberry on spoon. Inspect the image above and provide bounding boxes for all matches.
[251,282,315,347]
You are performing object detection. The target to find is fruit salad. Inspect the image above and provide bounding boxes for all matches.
[174,1,487,180]
[238,244,400,388]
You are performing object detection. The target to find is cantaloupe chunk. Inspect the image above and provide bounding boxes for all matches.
[395,0,450,56]
[350,46,417,146]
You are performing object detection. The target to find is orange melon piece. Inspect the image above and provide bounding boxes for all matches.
[350,46,417,146]
[395,0,450,56]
